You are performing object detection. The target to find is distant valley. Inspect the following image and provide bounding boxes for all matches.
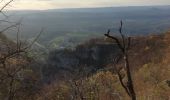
[2,5,170,49]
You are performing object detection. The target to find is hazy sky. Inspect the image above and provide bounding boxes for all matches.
[4,0,170,10]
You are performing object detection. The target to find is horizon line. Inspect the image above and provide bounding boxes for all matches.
[6,4,170,11]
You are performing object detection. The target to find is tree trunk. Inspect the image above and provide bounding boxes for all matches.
[124,54,136,100]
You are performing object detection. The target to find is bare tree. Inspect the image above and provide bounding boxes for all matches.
[104,21,136,100]
[0,1,43,100]
[0,28,43,100]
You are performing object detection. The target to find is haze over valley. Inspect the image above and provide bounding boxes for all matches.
[2,5,170,49]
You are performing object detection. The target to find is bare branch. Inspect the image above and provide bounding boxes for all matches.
[16,22,21,52]
[0,20,15,23]
[0,0,14,12]
[104,33,124,52]
[0,23,19,33]
[104,21,136,100]
[126,37,131,51]
[24,28,44,50]
[113,56,131,96]
[0,0,4,3]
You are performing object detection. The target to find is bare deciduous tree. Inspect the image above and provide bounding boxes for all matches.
[104,21,136,100]
[0,1,43,100]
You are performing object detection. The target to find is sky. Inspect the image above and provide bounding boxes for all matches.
[3,0,170,10]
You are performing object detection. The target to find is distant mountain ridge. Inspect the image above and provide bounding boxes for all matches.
[2,5,170,49]
[8,5,170,12]
[48,5,170,12]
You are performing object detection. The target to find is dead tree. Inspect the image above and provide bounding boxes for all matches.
[104,21,136,100]
[0,1,43,100]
